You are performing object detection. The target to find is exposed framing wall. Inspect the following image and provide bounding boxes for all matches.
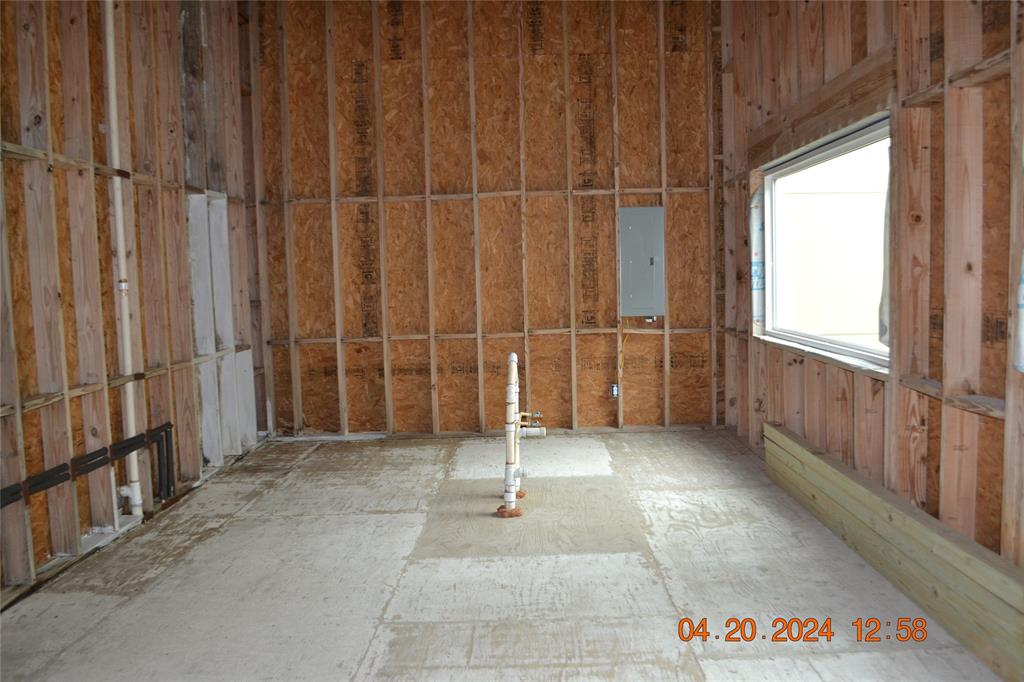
[721,0,1023,567]
[1,1,262,596]
[253,0,722,437]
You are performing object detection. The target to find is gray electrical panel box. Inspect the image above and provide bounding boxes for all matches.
[618,206,665,317]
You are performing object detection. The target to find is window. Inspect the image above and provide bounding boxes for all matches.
[762,120,891,364]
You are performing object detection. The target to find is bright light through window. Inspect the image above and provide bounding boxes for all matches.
[765,123,890,363]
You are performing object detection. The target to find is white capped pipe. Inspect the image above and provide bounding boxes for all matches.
[105,0,142,517]
[504,352,519,508]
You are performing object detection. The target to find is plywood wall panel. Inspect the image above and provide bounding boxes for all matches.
[853,374,885,484]
[163,189,194,364]
[666,192,709,328]
[293,204,335,339]
[285,1,330,199]
[432,199,476,334]
[529,334,572,428]
[526,196,569,330]
[436,338,479,432]
[426,1,472,195]
[522,1,566,192]
[380,1,425,197]
[53,171,79,383]
[345,341,385,432]
[479,196,523,333]
[615,1,660,189]
[573,194,617,329]
[333,0,377,198]
[386,201,429,336]
[4,166,39,398]
[483,337,525,431]
[976,413,1003,553]
[576,333,617,427]
[928,102,945,380]
[568,0,614,191]
[258,1,284,201]
[272,345,293,433]
[1,2,21,146]
[664,0,707,188]
[340,203,382,338]
[300,344,340,432]
[623,333,663,426]
[390,339,432,433]
[473,2,520,193]
[670,333,710,424]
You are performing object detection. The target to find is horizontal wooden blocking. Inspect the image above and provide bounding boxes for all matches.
[765,424,1024,679]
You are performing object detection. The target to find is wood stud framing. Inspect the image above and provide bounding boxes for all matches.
[722,1,1023,566]
[253,0,719,436]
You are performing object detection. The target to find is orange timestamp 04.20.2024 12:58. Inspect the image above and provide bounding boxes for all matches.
[677,617,928,643]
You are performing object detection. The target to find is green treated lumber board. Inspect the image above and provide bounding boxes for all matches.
[766,449,1024,680]
[765,423,1024,612]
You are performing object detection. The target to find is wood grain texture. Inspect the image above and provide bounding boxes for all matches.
[390,339,431,433]
[300,344,340,433]
[664,0,707,188]
[575,333,617,427]
[345,341,385,432]
[853,373,885,484]
[479,196,523,333]
[473,1,520,193]
[386,201,429,336]
[436,338,479,432]
[623,333,663,426]
[615,0,659,189]
[529,333,572,428]
[670,333,710,425]
[825,364,854,466]
[426,1,472,195]
[522,0,566,191]
[525,195,569,330]
[380,0,425,197]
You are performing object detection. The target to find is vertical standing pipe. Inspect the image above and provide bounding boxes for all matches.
[503,352,519,510]
[104,0,143,517]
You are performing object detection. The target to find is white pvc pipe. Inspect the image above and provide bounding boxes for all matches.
[104,0,142,517]
[503,352,519,509]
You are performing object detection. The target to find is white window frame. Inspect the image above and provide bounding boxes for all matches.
[761,118,891,366]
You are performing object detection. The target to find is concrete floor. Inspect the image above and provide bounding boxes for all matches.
[0,430,995,681]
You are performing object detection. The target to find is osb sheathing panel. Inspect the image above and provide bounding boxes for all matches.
[575,333,616,427]
[473,1,520,193]
[94,177,117,376]
[529,334,572,428]
[272,346,294,433]
[293,204,335,339]
[155,1,183,182]
[981,0,1011,59]
[427,1,472,195]
[0,1,20,145]
[53,171,79,383]
[573,194,616,329]
[980,78,1010,398]
[479,196,523,333]
[615,1,659,190]
[340,203,382,338]
[300,344,340,432]
[380,1,425,197]
[285,1,330,199]
[432,199,476,334]
[623,333,663,425]
[345,341,386,432]
[437,338,479,432]
[526,196,569,330]
[927,102,944,381]
[163,189,193,364]
[664,0,707,188]
[522,1,566,192]
[390,339,432,433]
[386,201,429,336]
[670,333,710,424]
[4,165,39,398]
[136,185,168,368]
[483,337,525,431]
[128,2,158,178]
[86,4,108,167]
[22,410,51,566]
[258,0,284,201]
[172,366,200,482]
[265,205,289,339]
[666,192,709,328]
[568,1,614,191]
[976,413,1004,553]
[334,0,377,197]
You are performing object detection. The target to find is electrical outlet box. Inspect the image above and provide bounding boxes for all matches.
[618,206,665,317]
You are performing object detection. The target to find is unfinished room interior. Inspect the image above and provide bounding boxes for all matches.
[1,0,1022,679]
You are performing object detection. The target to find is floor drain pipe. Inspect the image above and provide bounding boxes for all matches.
[105,0,142,517]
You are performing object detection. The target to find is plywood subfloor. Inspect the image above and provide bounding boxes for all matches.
[0,432,994,681]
